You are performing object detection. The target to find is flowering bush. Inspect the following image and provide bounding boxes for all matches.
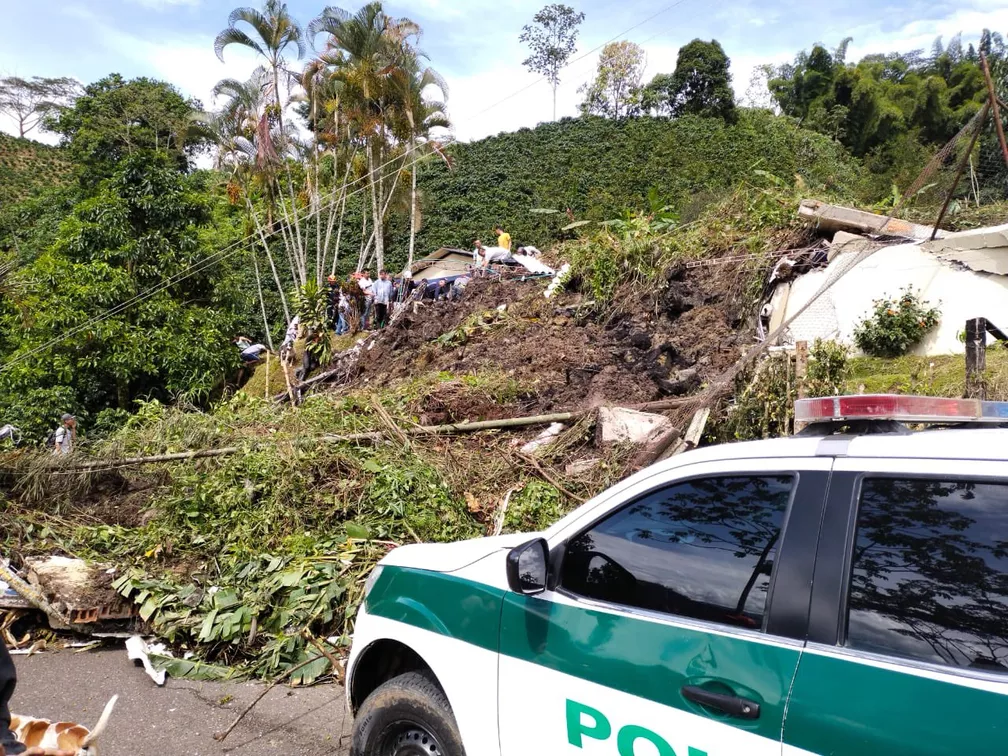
[853,287,941,358]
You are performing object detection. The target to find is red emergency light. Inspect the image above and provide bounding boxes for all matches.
[794,394,1008,425]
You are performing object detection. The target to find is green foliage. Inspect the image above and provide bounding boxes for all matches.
[293,278,334,366]
[5,393,484,682]
[642,39,736,122]
[845,350,1008,399]
[0,153,244,440]
[767,35,993,161]
[519,3,585,111]
[714,339,849,441]
[47,74,207,188]
[415,110,860,256]
[503,480,569,533]
[578,41,646,119]
[853,287,941,358]
[0,134,72,209]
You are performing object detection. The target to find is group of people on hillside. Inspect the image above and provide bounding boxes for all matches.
[230,225,547,384]
[473,226,541,270]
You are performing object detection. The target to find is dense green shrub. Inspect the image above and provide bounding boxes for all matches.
[714,339,849,441]
[853,287,941,358]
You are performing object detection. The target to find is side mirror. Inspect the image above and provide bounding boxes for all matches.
[506,538,549,596]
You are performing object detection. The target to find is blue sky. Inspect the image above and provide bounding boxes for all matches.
[2,0,1006,143]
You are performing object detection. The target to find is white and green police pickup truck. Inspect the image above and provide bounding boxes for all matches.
[345,395,1008,756]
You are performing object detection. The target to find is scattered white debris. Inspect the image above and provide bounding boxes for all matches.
[544,264,571,299]
[512,254,555,276]
[127,635,170,686]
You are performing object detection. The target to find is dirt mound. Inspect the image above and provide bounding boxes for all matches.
[347,266,750,415]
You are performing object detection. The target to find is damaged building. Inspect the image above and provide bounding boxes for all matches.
[763,201,1008,355]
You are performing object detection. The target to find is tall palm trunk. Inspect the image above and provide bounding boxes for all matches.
[271,60,285,136]
[368,141,384,273]
[407,136,419,271]
[250,248,275,351]
[247,196,291,323]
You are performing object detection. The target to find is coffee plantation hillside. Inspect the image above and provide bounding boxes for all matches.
[0,132,71,208]
[409,109,862,254]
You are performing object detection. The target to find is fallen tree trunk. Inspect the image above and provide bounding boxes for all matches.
[413,412,578,435]
[69,447,239,470]
[29,403,693,473]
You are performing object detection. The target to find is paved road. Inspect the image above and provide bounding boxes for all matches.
[11,649,352,755]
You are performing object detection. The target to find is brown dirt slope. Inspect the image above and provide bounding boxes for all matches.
[346,263,753,416]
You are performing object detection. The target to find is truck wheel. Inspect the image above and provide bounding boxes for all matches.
[351,671,466,756]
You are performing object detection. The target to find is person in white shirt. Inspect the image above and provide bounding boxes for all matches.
[282,315,300,348]
[53,414,76,455]
[474,240,514,269]
[371,270,394,328]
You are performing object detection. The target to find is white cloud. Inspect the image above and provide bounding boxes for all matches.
[64,5,260,110]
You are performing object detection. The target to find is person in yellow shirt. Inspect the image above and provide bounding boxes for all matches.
[495,226,511,251]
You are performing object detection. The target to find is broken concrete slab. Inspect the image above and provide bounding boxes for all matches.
[829,231,884,262]
[25,556,135,625]
[596,407,673,445]
[922,223,1008,274]
[800,199,945,241]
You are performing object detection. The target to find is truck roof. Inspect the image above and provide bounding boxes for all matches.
[667,426,1008,466]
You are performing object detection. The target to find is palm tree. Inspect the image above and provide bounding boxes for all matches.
[199,69,295,325]
[308,2,418,272]
[215,0,305,137]
[390,54,451,271]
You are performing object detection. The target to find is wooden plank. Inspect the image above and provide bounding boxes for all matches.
[799,199,944,240]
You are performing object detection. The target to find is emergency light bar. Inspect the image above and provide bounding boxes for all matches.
[794,394,1008,425]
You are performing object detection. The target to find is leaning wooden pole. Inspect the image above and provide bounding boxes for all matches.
[932,102,990,240]
[981,53,1008,169]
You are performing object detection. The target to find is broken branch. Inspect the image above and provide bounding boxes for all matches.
[213,653,325,743]
[515,451,586,503]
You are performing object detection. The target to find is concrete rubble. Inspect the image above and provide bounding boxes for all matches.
[762,204,1008,355]
[25,556,135,625]
[595,407,673,446]
[923,223,1008,274]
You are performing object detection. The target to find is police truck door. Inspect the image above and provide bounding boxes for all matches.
[498,458,831,755]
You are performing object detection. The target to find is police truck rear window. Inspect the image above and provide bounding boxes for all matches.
[847,477,1008,674]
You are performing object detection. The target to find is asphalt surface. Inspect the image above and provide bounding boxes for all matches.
[11,648,352,755]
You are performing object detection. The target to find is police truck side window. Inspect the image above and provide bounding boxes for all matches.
[847,478,1008,674]
[559,475,794,631]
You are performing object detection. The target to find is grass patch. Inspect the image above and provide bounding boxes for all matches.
[845,349,1008,398]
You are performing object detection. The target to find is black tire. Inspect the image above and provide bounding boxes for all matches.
[351,671,466,756]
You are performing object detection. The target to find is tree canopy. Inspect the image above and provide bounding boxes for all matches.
[0,76,81,138]
[767,35,995,155]
[519,3,585,120]
[642,39,736,122]
[48,74,207,188]
[579,41,646,119]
